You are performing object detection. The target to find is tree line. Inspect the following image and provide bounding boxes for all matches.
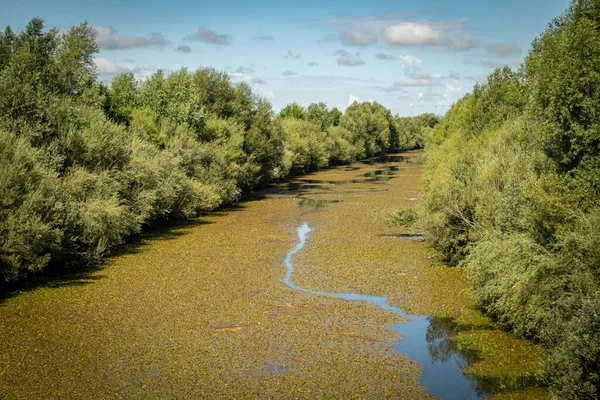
[421,0,600,397]
[0,18,436,286]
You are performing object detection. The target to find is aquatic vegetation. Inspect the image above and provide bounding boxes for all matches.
[0,152,547,398]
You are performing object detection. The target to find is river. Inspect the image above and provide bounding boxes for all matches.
[0,151,547,399]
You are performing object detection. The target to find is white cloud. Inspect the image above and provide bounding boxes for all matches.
[339,29,377,46]
[411,70,432,80]
[186,27,231,45]
[95,26,168,50]
[336,49,365,66]
[230,72,273,98]
[348,94,359,107]
[322,14,476,51]
[383,23,446,46]
[94,57,128,75]
[337,55,365,66]
[399,55,422,67]
[94,57,159,81]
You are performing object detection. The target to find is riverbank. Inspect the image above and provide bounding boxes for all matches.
[0,151,546,399]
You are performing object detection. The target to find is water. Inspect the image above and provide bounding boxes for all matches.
[298,198,341,211]
[283,223,486,400]
[382,233,426,242]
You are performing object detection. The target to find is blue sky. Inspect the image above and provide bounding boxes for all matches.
[2,0,570,115]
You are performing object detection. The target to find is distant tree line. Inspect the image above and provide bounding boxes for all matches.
[0,18,436,286]
[421,0,600,397]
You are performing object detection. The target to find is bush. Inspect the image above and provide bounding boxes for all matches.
[420,1,600,396]
[547,291,600,399]
[377,207,419,228]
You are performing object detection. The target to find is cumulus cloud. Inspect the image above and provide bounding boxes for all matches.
[176,45,192,53]
[383,22,446,46]
[398,55,423,77]
[235,66,254,73]
[339,29,377,46]
[230,73,274,99]
[348,95,360,107]
[95,26,168,50]
[399,55,422,67]
[282,70,297,76]
[338,55,365,66]
[335,49,365,66]
[307,61,319,67]
[376,52,395,60]
[411,70,432,79]
[95,57,128,75]
[254,34,274,41]
[487,42,522,56]
[186,27,231,45]
[382,21,475,50]
[94,57,159,81]
[322,13,476,51]
[284,50,301,59]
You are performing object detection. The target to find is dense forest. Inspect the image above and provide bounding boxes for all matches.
[0,18,435,286]
[421,0,600,397]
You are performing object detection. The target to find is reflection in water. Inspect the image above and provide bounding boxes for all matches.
[281,155,540,398]
[284,223,486,399]
[376,154,425,165]
[299,198,341,211]
[382,233,426,241]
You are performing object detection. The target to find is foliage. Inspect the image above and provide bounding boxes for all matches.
[377,207,419,228]
[547,291,600,400]
[339,101,399,158]
[396,113,439,150]
[421,1,600,396]
[280,118,328,175]
[0,18,427,285]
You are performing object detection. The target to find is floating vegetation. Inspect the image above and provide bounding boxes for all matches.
[299,198,341,211]
[0,152,547,399]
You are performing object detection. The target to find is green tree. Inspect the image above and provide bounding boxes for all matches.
[278,102,305,120]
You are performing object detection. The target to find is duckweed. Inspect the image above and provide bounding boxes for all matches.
[0,151,546,399]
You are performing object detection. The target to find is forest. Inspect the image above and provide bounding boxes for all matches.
[421,1,600,398]
[0,18,434,286]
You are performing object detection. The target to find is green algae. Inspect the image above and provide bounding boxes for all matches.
[0,151,547,399]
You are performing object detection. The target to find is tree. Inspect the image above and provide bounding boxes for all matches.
[278,102,305,120]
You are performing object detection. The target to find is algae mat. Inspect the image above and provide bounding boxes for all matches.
[0,151,545,399]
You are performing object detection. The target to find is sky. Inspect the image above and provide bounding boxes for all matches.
[2,0,571,116]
